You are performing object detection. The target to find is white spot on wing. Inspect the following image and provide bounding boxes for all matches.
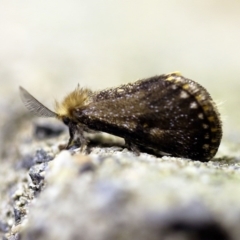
[203,144,209,149]
[180,91,189,99]
[190,102,198,109]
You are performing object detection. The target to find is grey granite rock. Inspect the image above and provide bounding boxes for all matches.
[3,145,237,240]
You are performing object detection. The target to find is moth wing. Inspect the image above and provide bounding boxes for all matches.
[75,75,221,160]
[81,77,201,131]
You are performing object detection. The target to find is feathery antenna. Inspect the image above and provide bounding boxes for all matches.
[19,86,57,118]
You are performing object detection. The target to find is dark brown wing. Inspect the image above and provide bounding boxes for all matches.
[74,73,222,161]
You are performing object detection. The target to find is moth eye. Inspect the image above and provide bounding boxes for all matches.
[62,117,70,125]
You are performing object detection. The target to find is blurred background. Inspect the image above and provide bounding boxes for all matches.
[1,0,240,147]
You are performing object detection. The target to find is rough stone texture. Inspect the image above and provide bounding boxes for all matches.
[1,121,240,240]
[18,151,233,240]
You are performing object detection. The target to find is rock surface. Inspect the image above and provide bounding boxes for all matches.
[1,118,240,240]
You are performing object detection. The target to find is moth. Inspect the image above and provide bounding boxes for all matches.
[19,72,222,161]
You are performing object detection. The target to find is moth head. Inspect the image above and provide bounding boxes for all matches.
[19,86,88,149]
[54,85,92,123]
[19,85,92,127]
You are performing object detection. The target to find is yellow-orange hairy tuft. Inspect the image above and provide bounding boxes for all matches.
[55,86,93,118]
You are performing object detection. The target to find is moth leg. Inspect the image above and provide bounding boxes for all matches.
[76,124,89,152]
[66,123,88,151]
[66,124,75,149]
[125,139,140,156]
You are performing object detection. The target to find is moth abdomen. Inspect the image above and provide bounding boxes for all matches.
[20,72,222,161]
